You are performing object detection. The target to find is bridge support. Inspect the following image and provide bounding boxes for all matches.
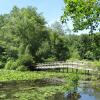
[85,70,87,75]
[61,68,64,73]
[87,70,89,75]
[72,68,74,73]
[76,69,78,73]
[67,67,68,73]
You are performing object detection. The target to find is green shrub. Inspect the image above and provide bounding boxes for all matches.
[15,54,34,70]
[11,62,19,70]
[5,60,14,70]
[0,61,5,69]
[5,54,34,71]
[92,61,100,71]
[85,51,94,60]
[18,54,33,66]
[44,56,57,62]
[16,65,28,71]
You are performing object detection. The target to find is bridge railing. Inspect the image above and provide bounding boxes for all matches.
[36,61,91,69]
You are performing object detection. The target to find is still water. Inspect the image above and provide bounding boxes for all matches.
[0,80,100,100]
[47,82,100,100]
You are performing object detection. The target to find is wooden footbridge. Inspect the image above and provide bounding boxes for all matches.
[36,61,98,74]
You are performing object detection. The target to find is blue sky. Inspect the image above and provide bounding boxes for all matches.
[0,0,64,24]
[0,0,90,34]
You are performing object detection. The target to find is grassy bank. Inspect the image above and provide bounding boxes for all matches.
[0,69,70,81]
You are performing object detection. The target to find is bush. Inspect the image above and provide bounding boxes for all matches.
[11,61,19,70]
[5,54,34,71]
[15,54,34,70]
[0,61,5,69]
[5,60,15,70]
[44,56,57,62]
[18,54,33,67]
[92,61,100,71]
[85,51,95,60]
[16,65,28,71]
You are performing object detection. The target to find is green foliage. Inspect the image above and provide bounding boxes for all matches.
[5,60,16,70]
[85,51,94,60]
[48,29,71,61]
[78,33,100,60]
[51,21,65,35]
[19,54,33,65]
[16,65,28,71]
[0,6,49,63]
[44,56,57,62]
[4,54,33,71]
[0,70,77,100]
[71,75,79,83]
[70,48,80,60]
[62,0,100,33]
[54,36,70,61]
[0,5,100,71]
[16,54,34,70]
[0,61,5,69]
[92,61,100,71]
[35,41,51,62]
[0,6,88,71]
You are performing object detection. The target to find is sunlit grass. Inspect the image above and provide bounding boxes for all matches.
[0,69,70,81]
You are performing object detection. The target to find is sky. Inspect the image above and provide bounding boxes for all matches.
[0,0,64,23]
[0,0,90,34]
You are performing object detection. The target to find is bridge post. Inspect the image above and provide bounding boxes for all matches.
[72,68,74,73]
[76,69,78,74]
[85,70,87,75]
[63,68,64,73]
[67,67,68,73]
[58,68,60,72]
[87,70,89,75]
[98,72,100,79]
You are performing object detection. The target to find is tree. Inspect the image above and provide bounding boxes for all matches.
[93,33,100,60]
[77,34,93,59]
[77,33,100,60]
[51,21,65,35]
[2,6,49,63]
[0,6,51,70]
[47,28,70,61]
[54,36,70,61]
[62,0,100,33]
[35,40,51,62]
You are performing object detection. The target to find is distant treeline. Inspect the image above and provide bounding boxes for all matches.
[0,6,100,71]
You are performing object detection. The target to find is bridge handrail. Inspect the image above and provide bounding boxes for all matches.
[37,61,91,67]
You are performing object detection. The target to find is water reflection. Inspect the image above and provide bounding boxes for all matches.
[0,79,100,100]
[47,82,100,100]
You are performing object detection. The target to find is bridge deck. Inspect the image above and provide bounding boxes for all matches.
[36,61,97,71]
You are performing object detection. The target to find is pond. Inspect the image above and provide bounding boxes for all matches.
[47,81,100,100]
[0,79,100,100]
